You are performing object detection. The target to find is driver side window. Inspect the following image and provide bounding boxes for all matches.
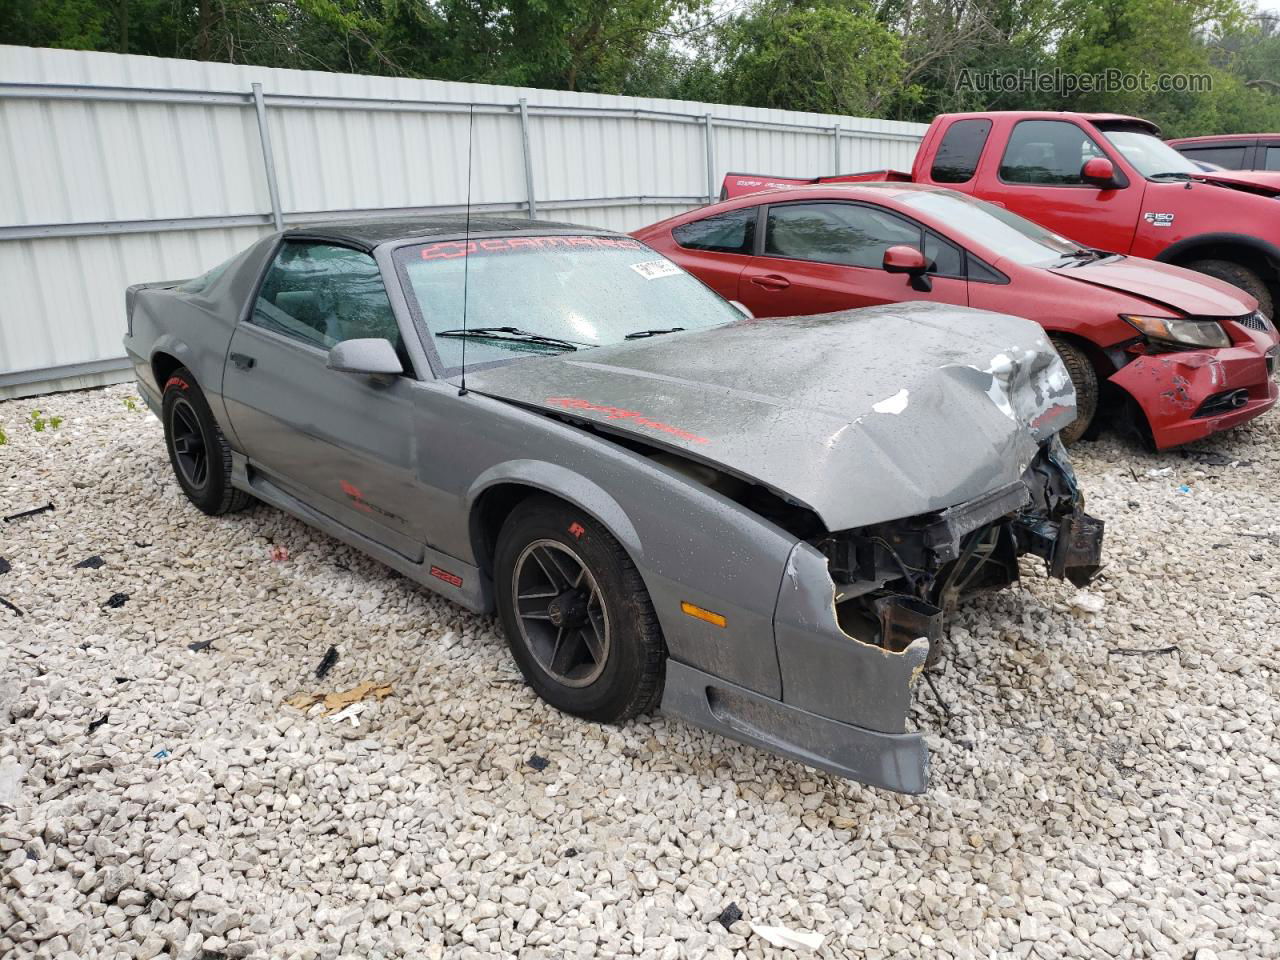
[253,242,403,359]
[999,120,1106,186]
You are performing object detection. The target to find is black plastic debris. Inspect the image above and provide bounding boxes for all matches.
[715,903,743,930]
[134,541,152,548]
[3,503,54,523]
[187,640,214,653]
[563,847,579,859]
[315,645,339,680]
[0,557,9,574]
[526,754,550,772]
[1109,646,1179,656]
[87,714,109,733]
[74,556,106,570]
[0,597,23,618]
[103,593,130,609]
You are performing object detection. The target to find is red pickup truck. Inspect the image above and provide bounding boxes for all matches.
[722,111,1280,316]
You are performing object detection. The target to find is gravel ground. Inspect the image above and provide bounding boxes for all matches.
[1,383,1278,960]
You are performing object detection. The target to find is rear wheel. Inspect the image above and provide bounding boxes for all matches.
[161,367,252,516]
[1185,259,1273,318]
[494,497,664,723]
[1050,337,1098,446]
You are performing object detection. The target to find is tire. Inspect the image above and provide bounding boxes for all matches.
[494,496,664,723]
[1050,336,1099,446]
[161,367,253,516]
[1185,259,1273,318]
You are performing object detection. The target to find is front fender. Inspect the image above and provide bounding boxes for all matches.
[466,459,643,560]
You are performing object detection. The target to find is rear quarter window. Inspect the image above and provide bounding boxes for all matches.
[930,118,992,184]
[672,208,756,254]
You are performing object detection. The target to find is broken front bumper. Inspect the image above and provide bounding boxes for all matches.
[662,442,1104,794]
[1110,330,1279,449]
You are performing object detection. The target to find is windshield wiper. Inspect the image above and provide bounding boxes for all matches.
[435,326,580,351]
[624,327,685,339]
[1148,172,1194,181]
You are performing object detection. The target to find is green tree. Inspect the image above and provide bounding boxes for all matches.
[715,0,910,116]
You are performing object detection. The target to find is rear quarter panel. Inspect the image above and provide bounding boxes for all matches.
[123,236,276,432]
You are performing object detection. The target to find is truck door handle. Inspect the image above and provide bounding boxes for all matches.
[230,352,256,370]
[750,274,791,290]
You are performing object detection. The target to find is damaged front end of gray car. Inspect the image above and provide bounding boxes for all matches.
[468,302,1105,793]
[668,436,1103,795]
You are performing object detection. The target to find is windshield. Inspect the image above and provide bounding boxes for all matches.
[397,236,742,372]
[1099,129,1200,178]
[897,190,1087,266]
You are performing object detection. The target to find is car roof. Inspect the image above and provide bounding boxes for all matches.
[282,214,617,251]
[1167,133,1274,145]
[719,182,960,204]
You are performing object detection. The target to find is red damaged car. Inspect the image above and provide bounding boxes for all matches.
[633,183,1278,448]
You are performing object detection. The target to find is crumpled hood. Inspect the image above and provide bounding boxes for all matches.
[464,302,1076,530]
[1190,170,1280,196]
[1049,256,1257,317]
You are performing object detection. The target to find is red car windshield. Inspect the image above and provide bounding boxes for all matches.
[397,236,741,371]
[898,191,1089,266]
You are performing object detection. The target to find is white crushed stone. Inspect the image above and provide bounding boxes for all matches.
[1,382,1278,960]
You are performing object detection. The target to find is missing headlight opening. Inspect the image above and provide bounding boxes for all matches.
[815,439,1104,665]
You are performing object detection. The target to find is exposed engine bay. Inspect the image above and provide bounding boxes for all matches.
[811,438,1104,665]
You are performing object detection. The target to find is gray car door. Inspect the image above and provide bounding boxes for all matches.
[221,240,426,561]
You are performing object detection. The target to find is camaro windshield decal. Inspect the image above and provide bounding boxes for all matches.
[546,396,710,444]
[420,236,642,260]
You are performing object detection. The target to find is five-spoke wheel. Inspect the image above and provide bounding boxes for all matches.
[495,496,664,722]
[161,367,252,516]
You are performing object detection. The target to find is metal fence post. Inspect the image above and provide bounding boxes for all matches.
[832,124,841,173]
[704,113,716,203]
[518,98,538,219]
[251,82,284,230]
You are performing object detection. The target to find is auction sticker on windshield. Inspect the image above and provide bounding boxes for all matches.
[630,260,684,280]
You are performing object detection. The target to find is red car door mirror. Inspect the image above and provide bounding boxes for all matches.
[882,245,928,275]
[1082,156,1117,187]
[882,245,933,292]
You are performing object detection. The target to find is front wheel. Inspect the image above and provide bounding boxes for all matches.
[494,497,664,723]
[161,367,252,516]
[1051,337,1098,446]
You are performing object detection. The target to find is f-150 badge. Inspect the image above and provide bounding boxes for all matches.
[1144,212,1175,227]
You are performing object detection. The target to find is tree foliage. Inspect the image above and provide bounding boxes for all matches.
[2,0,1279,135]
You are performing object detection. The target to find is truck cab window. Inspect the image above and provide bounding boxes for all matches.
[931,118,992,184]
[999,120,1107,186]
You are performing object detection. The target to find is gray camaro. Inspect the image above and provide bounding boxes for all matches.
[123,216,1103,794]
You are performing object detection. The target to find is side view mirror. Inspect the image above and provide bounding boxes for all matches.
[327,338,403,379]
[729,300,754,319]
[883,245,933,292]
[1082,156,1118,188]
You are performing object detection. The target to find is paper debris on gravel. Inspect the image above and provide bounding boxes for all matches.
[286,681,393,716]
[1070,591,1106,614]
[750,923,825,951]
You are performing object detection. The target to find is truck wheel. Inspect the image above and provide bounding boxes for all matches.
[161,367,252,516]
[494,497,664,723]
[1185,260,1273,318]
[1051,337,1098,446]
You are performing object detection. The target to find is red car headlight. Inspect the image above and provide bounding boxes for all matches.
[1121,314,1230,349]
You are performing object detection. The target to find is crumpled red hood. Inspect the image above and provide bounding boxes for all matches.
[1049,256,1258,317]
[1190,170,1280,196]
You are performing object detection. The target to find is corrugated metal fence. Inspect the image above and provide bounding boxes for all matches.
[0,45,927,398]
